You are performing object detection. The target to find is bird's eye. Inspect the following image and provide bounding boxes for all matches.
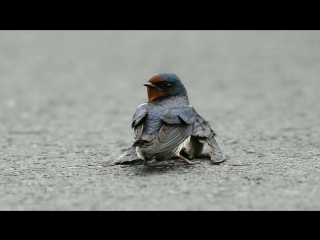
[166,83,171,88]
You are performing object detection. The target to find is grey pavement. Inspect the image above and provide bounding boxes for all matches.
[1,30,320,210]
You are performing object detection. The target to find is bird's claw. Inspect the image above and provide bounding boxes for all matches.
[177,155,200,165]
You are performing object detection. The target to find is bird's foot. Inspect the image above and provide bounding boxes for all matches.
[143,159,150,165]
[148,159,158,165]
[177,155,200,165]
[180,148,195,160]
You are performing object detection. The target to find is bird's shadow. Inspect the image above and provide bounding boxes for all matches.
[134,160,200,175]
[102,152,226,177]
[115,153,223,174]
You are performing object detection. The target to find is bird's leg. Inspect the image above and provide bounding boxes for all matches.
[143,157,150,165]
[148,157,158,165]
[180,147,195,159]
[177,154,200,165]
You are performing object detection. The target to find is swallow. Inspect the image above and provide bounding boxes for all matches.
[107,73,226,166]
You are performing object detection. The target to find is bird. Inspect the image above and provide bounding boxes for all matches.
[106,73,226,166]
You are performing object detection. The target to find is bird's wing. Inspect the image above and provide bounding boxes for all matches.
[131,103,148,129]
[161,106,196,125]
[139,124,193,156]
[105,104,148,166]
[192,112,226,163]
[136,106,196,156]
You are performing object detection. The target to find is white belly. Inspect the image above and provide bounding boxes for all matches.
[136,146,145,160]
[136,136,192,160]
[171,135,191,157]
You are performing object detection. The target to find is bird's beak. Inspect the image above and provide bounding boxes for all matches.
[143,83,163,91]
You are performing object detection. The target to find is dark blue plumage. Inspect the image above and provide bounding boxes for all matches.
[156,73,188,97]
[143,95,189,137]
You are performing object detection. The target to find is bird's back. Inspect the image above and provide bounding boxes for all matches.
[142,95,190,140]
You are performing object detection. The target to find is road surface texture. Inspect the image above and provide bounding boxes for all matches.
[1,30,320,210]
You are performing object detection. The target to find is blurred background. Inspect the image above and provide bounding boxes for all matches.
[1,31,319,133]
[1,31,320,210]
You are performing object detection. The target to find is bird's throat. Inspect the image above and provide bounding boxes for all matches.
[147,87,164,102]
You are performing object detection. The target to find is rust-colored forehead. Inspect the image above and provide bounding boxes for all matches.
[148,75,164,84]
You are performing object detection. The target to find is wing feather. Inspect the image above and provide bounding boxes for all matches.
[142,124,193,155]
[193,113,226,163]
[131,103,148,128]
[161,106,196,125]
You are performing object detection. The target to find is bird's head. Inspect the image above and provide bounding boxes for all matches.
[143,73,188,102]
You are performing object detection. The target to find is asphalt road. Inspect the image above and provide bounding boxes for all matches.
[1,30,320,210]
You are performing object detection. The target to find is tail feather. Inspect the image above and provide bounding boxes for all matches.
[105,146,141,166]
[206,133,227,163]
